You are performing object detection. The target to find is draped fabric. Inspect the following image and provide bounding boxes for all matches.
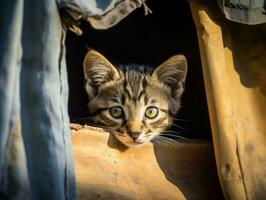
[216,0,266,24]
[0,0,143,199]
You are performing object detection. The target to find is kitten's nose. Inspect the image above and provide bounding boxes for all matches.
[128,131,141,141]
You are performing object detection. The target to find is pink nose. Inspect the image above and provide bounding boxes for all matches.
[128,131,141,141]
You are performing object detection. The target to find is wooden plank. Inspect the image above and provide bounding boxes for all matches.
[189,1,266,199]
[72,125,223,200]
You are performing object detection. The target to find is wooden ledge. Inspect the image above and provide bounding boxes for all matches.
[71,124,223,200]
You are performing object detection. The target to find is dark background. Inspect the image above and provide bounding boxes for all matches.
[66,0,212,139]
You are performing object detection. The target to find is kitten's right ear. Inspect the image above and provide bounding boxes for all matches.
[83,50,120,98]
[152,54,187,101]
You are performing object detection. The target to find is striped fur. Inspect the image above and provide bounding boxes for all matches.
[83,50,187,147]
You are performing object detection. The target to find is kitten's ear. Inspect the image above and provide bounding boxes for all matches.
[152,55,187,99]
[83,50,120,98]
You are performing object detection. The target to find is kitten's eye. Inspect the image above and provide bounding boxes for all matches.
[109,106,123,118]
[145,107,158,119]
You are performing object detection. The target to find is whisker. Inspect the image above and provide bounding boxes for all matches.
[171,117,189,122]
[159,134,187,140]
[170,123,188,132]
[159,134,186,141]
[145,133,153,137]
[167,139,183,147]
[71,116,94,122]
[151,139,162,146]
[84,123,107,129]
[71,117,116,132]
[79,122,128,138]
[82,123,120,135]
[156,135,183,143]
[153,136,183,148]
[162,139,182,148]
[161,130,184,135]
[152,138,167,147]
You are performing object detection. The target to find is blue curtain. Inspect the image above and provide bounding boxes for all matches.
[0,0,142,199]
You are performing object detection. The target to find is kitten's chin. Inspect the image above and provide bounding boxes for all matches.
[123,141,147,148]
[115,136,151,148]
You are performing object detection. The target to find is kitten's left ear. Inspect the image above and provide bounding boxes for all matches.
[83,50,120,99]
[152,55,187,100]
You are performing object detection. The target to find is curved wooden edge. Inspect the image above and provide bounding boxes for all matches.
[71,124,223,200]
[189,1,266,199]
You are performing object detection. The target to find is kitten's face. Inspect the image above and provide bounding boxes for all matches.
[83,50,187,147]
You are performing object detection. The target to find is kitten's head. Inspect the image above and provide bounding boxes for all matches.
[83,50,187,147]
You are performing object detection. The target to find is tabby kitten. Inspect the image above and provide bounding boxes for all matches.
[83,50,187,147]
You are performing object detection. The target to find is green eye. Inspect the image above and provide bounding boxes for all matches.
[145,107,158,119]
[109,106,123,118]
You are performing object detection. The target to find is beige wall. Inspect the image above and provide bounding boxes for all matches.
[189,1,266,199]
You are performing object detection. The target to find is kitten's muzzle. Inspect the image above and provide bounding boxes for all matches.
[128,131,141,141]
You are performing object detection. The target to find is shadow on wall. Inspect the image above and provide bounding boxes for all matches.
[153,143,224,200]
[230,23,266,95]
[78,184,136,200]
[72,127,223,200]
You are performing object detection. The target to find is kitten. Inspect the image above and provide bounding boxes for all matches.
[83,50,187,147]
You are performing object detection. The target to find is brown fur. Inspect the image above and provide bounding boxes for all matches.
[83,50,187,147]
